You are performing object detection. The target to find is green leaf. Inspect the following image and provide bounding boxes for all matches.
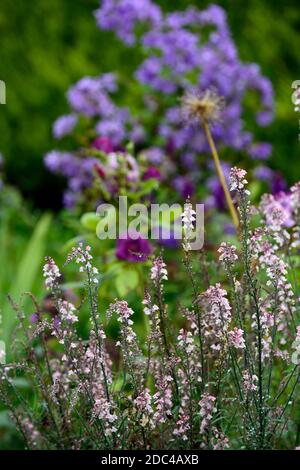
[1,213,52,346]
[115,267,139,297]
[80,212,100,231]
[130,178,159,200]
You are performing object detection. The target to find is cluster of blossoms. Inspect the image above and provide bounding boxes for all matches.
[199,394,217,435]
[292,326,300,366]
[182,200,196,252]
[133,388,154,428]
[66,243,99,284]
[108,300,138,358]
[150,255,168,284]
[20,418,41,449]
[95,1,274,174]
[198,283,232,352]
[43,257,61,290]
[45,1,276,211]
[152,372,173,426]
[57,300,78,324]
[2,168,300,450]
[95,0,161,46]
[229,169,297,360]
[228,327,245,350]
[142,291,159,317]
[44,73,147,209]
[173,327,202,442]
[242,370,258,394]
[229,167,249,193]
[218,242,238,265]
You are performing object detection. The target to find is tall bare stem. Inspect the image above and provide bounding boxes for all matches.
[202,121,239,228]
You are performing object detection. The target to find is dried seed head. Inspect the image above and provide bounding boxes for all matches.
[181,89,225,125]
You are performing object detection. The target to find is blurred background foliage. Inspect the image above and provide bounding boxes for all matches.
[0,0,299,210]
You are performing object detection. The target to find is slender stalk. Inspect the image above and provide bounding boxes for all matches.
[86,271,110,403]
[239,195,265,447]
[183,253,205,387]
[202,121,239,228]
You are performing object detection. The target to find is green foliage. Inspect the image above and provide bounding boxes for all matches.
[115,266,139,296]
[0,212,52,344]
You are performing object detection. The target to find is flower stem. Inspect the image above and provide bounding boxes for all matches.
[202,121,239,228]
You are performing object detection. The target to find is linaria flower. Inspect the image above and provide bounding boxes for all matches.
[150,256,168,283]
[229,167,249,192]
[218,242,238,265]
[58,300,78,324]
[142,293,159,316]
[228,328,245,349]
[134,388,154,428]
[199,393,217,434]
[198,283,232,352]
[291,182,300,213]
[43,257,61,290]
[291,326,300,365]
[153,373,173,425]
[242,371,258,392]
[182,200,196,252]
[67,243,99,284]
[259,193,294,231]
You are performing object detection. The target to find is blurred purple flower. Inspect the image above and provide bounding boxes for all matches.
[254,165,273,182]
[96,118,126,146]
[44,151,98,209]
[173,176,195,199]
[153,225,180,249]
[94,0,162,45]
[92,136,114,153]
[271,172,287,195]
[116,235,152,262]
[53,114,77,139]
[206,162,230,211]
[249,143,272,161]
[143,147,165,165]
[29,313,39,324]
[223,222,236,235]
[95,1,274,165]
[143,167,160,180]
[67,75,116,117]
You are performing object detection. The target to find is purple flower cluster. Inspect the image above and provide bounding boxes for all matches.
[95,1,274,165]
[94,0,162,45]
[44,150,99,208]
[45,72,149,208]
[45,1,276,209]
[116,234,152,262]
[53,114,78,139]
[65,73,144,146]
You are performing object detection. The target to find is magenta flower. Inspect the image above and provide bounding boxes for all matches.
[143,166,161,181]
[92,136,114,153]
[116,235,152,262]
